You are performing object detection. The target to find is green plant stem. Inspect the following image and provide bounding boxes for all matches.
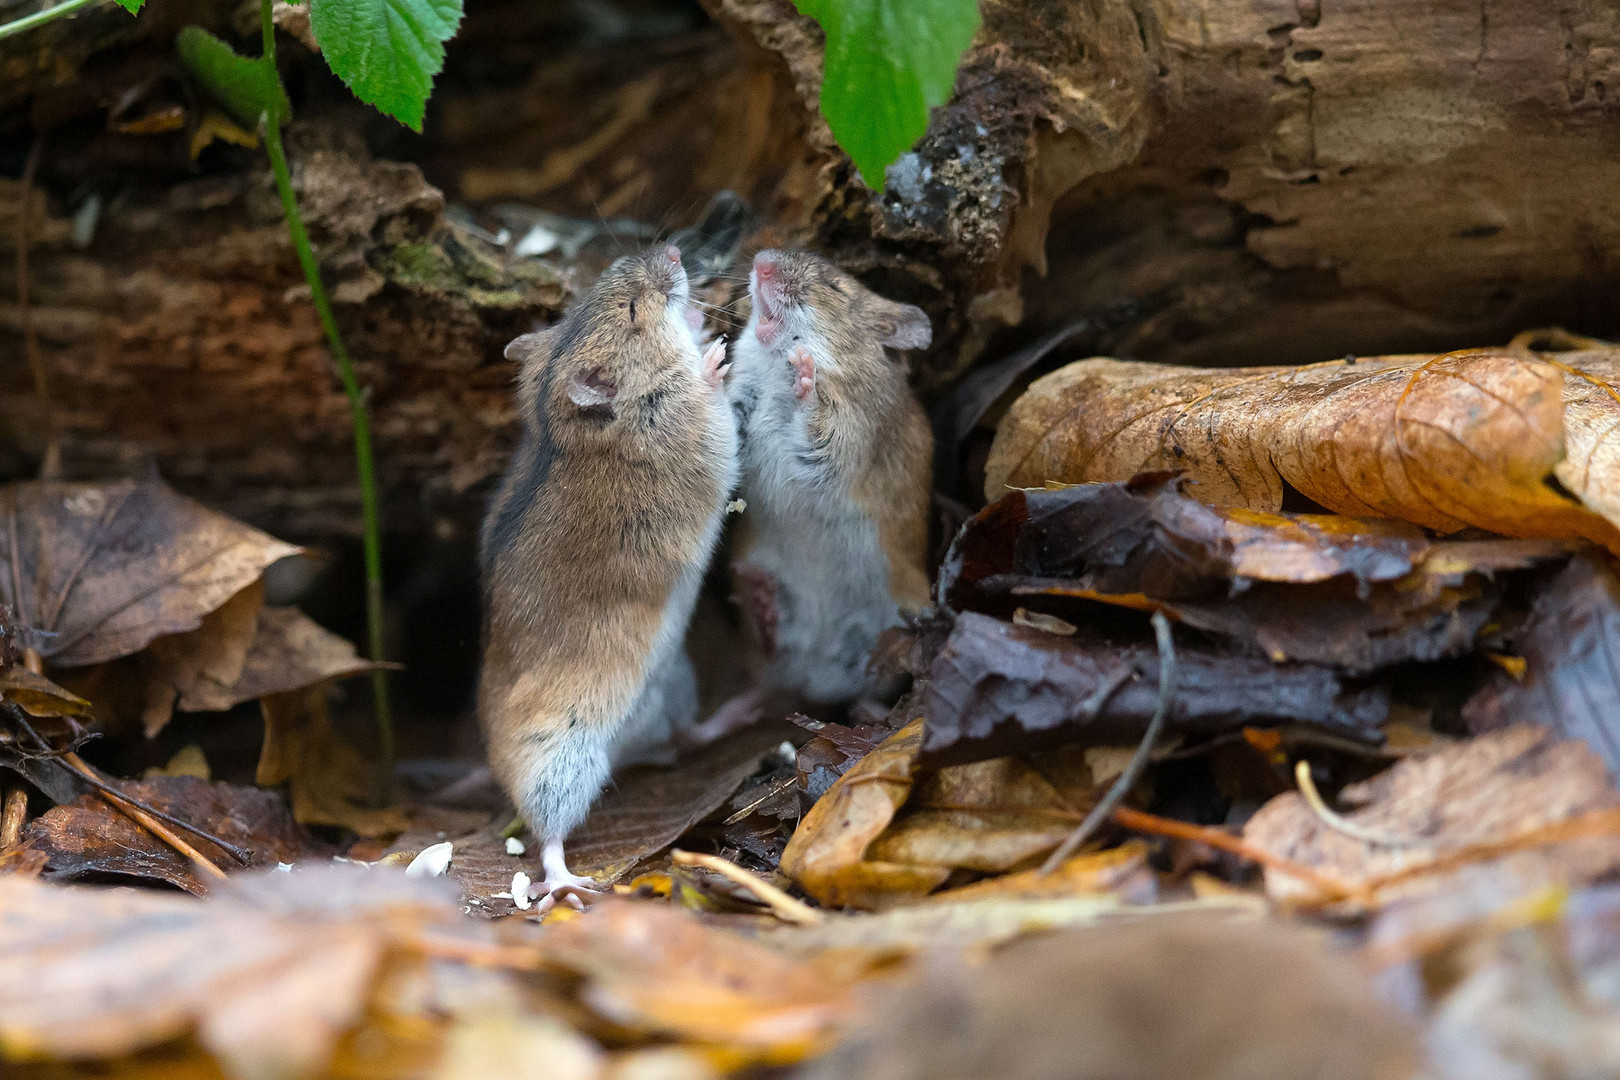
[0,0,106,43]
[260,0,393,800]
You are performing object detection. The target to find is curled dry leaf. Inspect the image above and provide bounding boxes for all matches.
[781,718,948,909]
[0,866,461,1078]
[922,612,1388,766]
[1243,726,1620,907]
[0,479,300,667]
[138,579,265,736]
[24,774,321,893]
[541,899,847,1063]
[985,348,1620,554]
[1464,553,1620,774]
[783,714,1126,908]
[942,476,1573,672]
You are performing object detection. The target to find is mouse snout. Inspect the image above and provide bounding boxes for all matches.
[665,245,682,266]
[751,251,790,347]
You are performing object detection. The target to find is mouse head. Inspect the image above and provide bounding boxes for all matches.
[507,245,700,427]
[748,249,931,360]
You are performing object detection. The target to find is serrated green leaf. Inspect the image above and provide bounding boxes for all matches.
[114,0,145,13]
[309,0,463,132]
[176,27,291,131]
[795,0,980,191]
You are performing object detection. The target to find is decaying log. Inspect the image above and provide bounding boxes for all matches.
[1,0,1618,541]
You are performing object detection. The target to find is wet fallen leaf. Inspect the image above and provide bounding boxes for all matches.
[541,900,848,1063]
[25,774,319,893]
[781,718,949,909]
[795,716,894,803]
[1243,726,1620,906]
[986,347,1620,554]
[258,688,408,838]
[0,479,300,667]
[0,867,461,1078]
[793,914,1419,1080]
[942,476,1574,672]
[1464,552,1620,774]
[922,612,1388,766]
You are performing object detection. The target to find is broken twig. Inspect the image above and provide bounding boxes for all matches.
[672,849,823,925]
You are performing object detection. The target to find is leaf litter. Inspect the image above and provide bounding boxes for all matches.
[13,343,1620,1078]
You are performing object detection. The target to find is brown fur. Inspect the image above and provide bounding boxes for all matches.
[478,247,734,838]
[741,252,933,612]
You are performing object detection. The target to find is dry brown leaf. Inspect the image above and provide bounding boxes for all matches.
[780,718,949,909]
[25,775,320,893]
[921,841,1155,904]
[259,687,408,838]
[0,867,461,1078]
[0,479,300,668]
[541,899,847,1063]
[187,606,377,713]
[1243,726,1620,906]
[0,664,91,719]
[986,348,1620,554]
[139,581,265,736]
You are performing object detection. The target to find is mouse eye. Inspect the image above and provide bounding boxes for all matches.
[627,299,638,322]
[826,280,845,296]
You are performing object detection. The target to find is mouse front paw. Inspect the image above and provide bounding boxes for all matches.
[788,347,815,401]
[532,870,602,914]
[701,338,730,391]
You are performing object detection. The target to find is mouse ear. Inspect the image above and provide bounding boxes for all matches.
[567,366,619,410]
[505,326,558,363]
[876,302,932,351]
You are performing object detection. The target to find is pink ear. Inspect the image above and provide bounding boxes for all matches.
[880,303,932,351]
[505,326,558,362]
[567,366,618,409]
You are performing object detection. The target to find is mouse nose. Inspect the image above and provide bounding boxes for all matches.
[665,245,682,266]
[753,251,779,281]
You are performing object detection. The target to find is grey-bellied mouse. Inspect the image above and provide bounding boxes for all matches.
[711,248,932,726]
[478,244,737,912]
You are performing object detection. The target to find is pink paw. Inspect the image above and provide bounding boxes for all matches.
[533,871,601,915]
[702,337,730,391]
[789,347,815,401]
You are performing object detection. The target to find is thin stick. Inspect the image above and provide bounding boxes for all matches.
[0,787,27,848]
[1040,610,1177,874]
[15,135,58,479]
[1293,761,1416,848]
[259,0,393,799]
[1112,805,1365,904]
[671,849,823,925]
[62,752,228,882]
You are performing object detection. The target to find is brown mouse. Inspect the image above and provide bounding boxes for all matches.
[478,245,737,912]
[711,248,932,725]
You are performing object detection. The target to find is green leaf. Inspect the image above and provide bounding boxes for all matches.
[176,27,291,131]
[308,0,463,132]
[794,0,980,190]
[114,0,145,13]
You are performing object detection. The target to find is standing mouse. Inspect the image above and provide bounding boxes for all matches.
[479,245,737,912]
[722,248,933,715]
